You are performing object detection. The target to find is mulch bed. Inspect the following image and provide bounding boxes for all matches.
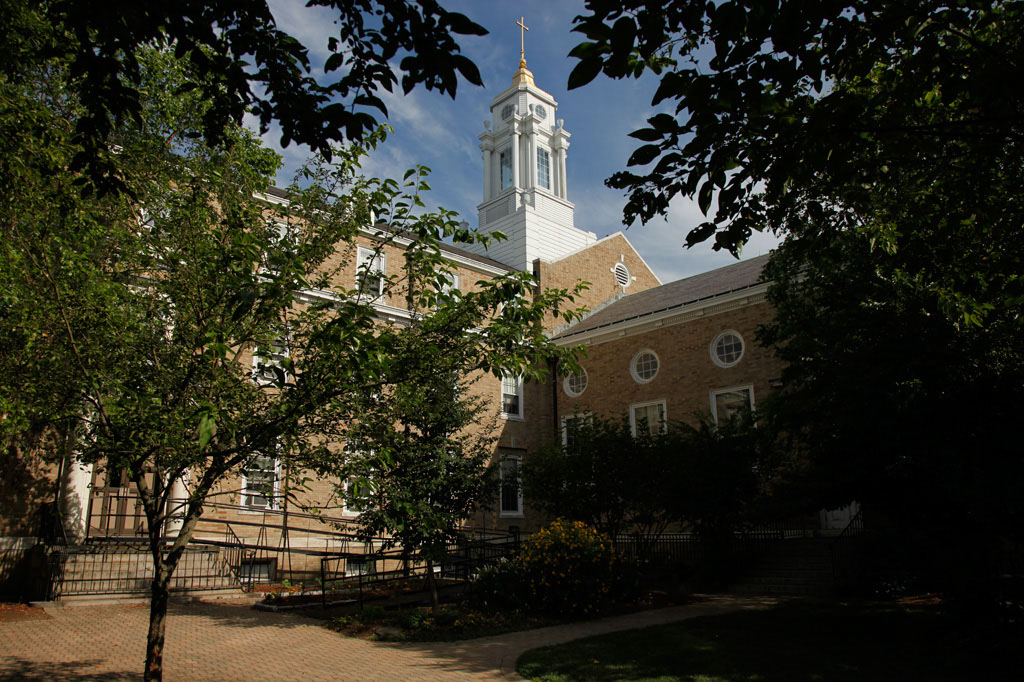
[0,602,53,622]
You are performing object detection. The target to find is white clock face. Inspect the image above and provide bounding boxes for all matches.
[501,104,514,120]
[535,105,547,119]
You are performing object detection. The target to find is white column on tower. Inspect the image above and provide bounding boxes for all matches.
[511,118,521,190]
[558,148,568,199]
[528,124,537,189]
[482,148,492,200]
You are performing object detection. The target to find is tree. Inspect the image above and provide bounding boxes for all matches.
[522,415,676,539]
[3,0,486,191]
[0,46,392,679]
[570,0,1024,608]
[0,37,585,678]
[569,1,1023,324]
[758,228,1024,609]
[323,165,588,611]
[523,410,780,575]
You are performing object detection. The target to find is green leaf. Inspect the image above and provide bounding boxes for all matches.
[568,57,604,90]
[628,145,661,167]
[698,180,714,215]
[198,413,215,450]
[628,128,663,142]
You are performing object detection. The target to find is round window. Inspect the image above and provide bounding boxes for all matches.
[711,331,744,368]
[631,349,659,383]
[563,369,588,397]
[501,104,515,120]
[535,104,547,119]
[614,262,631,288]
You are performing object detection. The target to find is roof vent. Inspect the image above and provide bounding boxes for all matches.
[613,262,631,288]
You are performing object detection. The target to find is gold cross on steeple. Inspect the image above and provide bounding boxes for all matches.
[516,16,529,67]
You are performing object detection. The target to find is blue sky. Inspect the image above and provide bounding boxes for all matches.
[262,0,781,283]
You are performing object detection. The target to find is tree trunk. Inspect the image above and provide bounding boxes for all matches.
[144,569,171,681]
[425,558,440,612]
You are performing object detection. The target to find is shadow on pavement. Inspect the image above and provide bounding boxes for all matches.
[0,658,140,681]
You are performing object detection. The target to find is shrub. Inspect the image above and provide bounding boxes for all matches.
[360,604,387,621]
[518,518,616,616]
[470,558,529,612]
[399,609,427,630]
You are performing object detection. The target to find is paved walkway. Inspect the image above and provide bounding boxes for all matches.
[0,595,778,681]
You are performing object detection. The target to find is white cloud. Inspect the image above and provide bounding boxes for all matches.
[266,0,338,65]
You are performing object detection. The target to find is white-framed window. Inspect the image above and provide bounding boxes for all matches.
[711,331,745,368]
[138,206,171,233]
[438,269,461,296]
[252,338,290,386]
[710,385,755,423]
[561,412,593,448]
[499,453,523,518]
[501,374,523,420]
[563,368,588,397]
[537,148,551,190]
[343,475,374,515]
[356,245,386,297]
[242,451,280,509]
[500,149,513,190]
[346,555,376,576]
[630,400,666,438]
[261,220,291,273]
[630,349,660,384]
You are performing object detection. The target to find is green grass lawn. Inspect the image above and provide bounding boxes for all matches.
[516,599,1021,681]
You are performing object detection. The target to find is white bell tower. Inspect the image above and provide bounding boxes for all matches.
[466,19,596,271]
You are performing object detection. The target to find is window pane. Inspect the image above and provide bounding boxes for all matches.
[502,392,520,416]
[500,150,513,189]
[500,458,520,513]
[537,148,550,189]
[714,389,752,421]
[501,375,521,417]
[633,351,659,381]
[358,249,385,296]
[714,333,744,366]
[633,403,665,437]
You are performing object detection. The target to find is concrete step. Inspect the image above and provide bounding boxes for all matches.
[745,561,831,573]
[729,538,839,598]
[731,582,833,597]
[738,575,833,587]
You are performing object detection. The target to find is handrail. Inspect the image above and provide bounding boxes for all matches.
[835,508,865,542]
[319,529,522,607]
[831,508,866,589]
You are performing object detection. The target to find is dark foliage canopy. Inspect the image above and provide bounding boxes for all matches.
[569,1,1023,267]
[5,0,486,190]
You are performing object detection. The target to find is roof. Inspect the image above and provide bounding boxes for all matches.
[385,225,515,273]
[554,254,771,340]
[264,185,514,273]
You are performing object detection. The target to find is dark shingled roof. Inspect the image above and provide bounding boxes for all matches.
[554,253,771,340]
[264,185,514,272]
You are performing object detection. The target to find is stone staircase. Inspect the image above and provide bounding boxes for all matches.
[53,543,242,600]
[730,537,836,598]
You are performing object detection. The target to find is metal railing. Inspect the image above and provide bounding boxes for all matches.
[319,530,521,608]
[39,502,70,601]
[53,542,239,598]
[831,508,866,592]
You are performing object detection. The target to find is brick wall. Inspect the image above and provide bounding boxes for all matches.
[556,300,784,431]
[537,233,661,332]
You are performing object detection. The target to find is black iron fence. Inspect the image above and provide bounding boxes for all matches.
[319,530,521,608]
[52,542,239,597]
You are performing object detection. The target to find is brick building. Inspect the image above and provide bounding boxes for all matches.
[3,56,799,595]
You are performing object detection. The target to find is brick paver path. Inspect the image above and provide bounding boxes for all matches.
[0,594,777,680]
